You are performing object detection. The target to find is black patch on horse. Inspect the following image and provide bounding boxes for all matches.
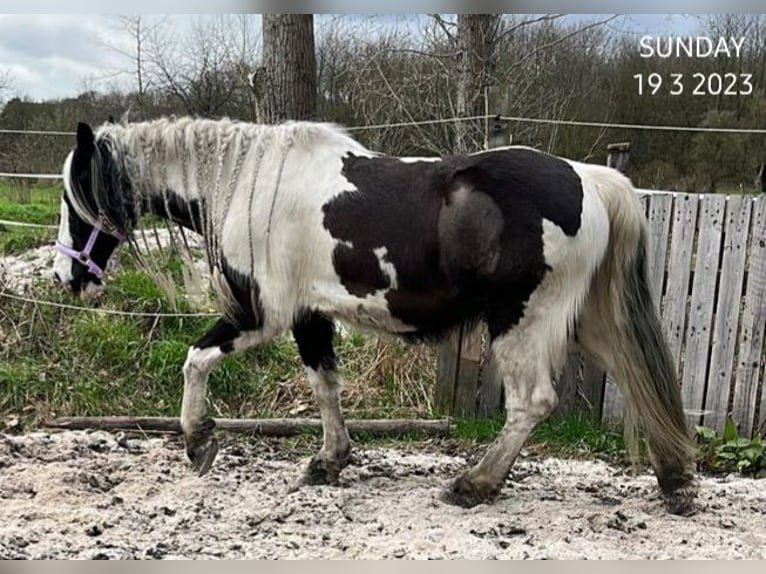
[450,148,583,237]
[193,317,241,354]
[332,243,390,297]
[146,190,204,232]
[218,256,265,334]
[322,149,584,341]
[292,310,337,372]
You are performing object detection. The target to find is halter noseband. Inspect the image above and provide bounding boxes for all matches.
[56,216,126,282]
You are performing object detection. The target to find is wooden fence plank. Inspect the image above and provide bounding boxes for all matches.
[435,324,483,417]
[705,196,752,432]
[555,351,605,419]
[435,341,459,416]
[759,346,766,437]
[646,193,674,309]
[662,193,700,381]
[601,376,623,425]
[732,197,766,436]
[453,326,482,417]
[478,350,503,417]
[680,195,725,425]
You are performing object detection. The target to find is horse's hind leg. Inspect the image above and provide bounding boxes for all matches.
[292,312,351,486]
[441,313,563,507]
[181,317,272,475]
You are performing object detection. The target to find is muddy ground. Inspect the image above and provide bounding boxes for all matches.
[0,431,763,559]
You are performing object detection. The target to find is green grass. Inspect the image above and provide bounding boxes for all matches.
[0,228,53,255]
[455,414,625,458]
[0,248,436,427]
[0,182,60,254]
[0,182,60,221]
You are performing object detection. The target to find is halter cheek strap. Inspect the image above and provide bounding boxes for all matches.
[56,217,126,282]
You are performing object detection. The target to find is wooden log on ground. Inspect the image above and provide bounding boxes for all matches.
[46,416,453,437]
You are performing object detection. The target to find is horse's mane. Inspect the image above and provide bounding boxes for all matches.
[96,115,357,168]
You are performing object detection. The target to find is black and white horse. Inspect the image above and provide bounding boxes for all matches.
[53,117,698,514]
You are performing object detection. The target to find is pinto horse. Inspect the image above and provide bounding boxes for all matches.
[53,117,698,514]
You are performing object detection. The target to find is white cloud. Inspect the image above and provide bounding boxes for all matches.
[0,15,133,100]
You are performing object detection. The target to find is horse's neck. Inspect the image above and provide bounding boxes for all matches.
[131,121,282,235]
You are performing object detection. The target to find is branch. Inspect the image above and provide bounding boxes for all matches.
[47,416,453,437]
[503,15,621,77]
[428,14,457,43]
[495,14,566,43]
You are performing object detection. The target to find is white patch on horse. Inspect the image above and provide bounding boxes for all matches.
[52,198,74,284]
[306,366,349,462]
[373,246,398,290]
[81,281,105,301]
[533,171,610,376]
[181,346,223,436]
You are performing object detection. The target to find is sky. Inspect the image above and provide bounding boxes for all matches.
[0,14,702,102]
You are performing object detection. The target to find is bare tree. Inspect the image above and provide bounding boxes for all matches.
[253,14,317,122]
[455,14,500,152]
[0,67,12,106]
[144,15,259,119]
[114,16,149,119]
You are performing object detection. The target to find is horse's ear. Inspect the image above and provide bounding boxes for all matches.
[76,122,95,152]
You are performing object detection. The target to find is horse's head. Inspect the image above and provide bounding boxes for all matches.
[52,122,128,300]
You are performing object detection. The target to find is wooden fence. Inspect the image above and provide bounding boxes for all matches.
[435,147,766,437]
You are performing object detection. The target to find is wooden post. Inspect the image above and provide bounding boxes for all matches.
[607,142,631,174]
[435,117,510,418]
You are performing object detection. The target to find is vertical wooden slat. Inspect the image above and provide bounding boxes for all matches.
[555,354,579,417]
[554,352,605,419]
[435,343,459,415]
[732,197,766,436]
[759,341,766,437]
[601,377,623,425]
[580,360,606,417]
[436,323,483,417]
[662,193,700,379]
[680,194,725,424]
[478,351,503,417]
[453,327,482,417]
[704,196,752,432]
[646,193,674,309]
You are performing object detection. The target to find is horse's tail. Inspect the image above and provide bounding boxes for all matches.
[577,167,696,506]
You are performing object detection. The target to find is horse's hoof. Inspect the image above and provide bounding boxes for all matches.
[659,473,699,516]
[663,483,699,516]
[189,435,219,476]
[185,419,218,476]
[302,456,343,486]
[440,474,499,508]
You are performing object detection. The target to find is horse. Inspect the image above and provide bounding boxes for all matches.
[52,116,698,514]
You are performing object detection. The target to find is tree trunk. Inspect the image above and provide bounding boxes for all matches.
[455,14,499,153]
[256,14,317,123]
[435,14,500,418]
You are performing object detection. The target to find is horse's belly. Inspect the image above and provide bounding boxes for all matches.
[308,280,417,334]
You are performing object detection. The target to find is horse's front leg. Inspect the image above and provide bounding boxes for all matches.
[292,312,351,486]
[181,317,269,475]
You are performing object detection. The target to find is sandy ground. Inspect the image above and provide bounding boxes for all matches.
[0,244,57,293]
[0,431,764,559]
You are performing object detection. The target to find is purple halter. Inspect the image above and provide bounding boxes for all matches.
[56,216,126,282]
